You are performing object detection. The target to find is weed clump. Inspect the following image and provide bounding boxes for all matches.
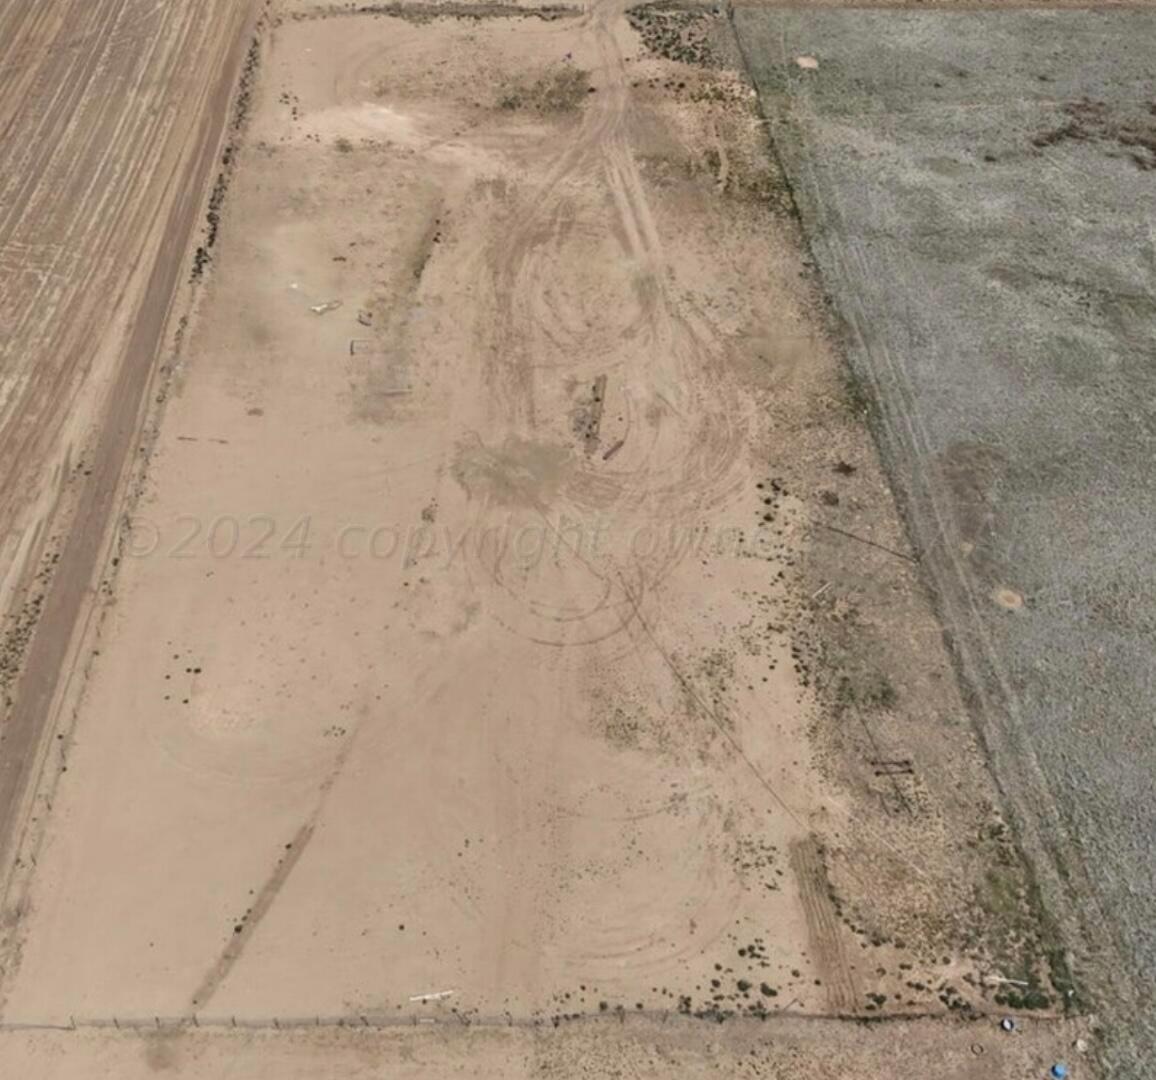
[498,66,591,113]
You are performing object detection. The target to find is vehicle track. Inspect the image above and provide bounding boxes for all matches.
[465,0,747,646]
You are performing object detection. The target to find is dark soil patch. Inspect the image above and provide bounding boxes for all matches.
[1032,97,1156,171]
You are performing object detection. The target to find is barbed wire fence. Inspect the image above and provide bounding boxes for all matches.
[0,1008,679,1034]
[0,1005,959,1035]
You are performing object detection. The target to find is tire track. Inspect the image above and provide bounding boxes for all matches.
[789,836,858,1014]
[189,823,317,1012]
[466,0,748,645]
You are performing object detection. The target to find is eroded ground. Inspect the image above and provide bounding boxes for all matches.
[0,0,1078,1064]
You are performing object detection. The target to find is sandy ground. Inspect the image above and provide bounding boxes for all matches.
[0,0,1096,1075]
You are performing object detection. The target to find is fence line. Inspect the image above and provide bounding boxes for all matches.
[0,1006,964,1034]
[2,1009,663,1034]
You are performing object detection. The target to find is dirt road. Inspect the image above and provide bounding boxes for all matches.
[0,0,255,899]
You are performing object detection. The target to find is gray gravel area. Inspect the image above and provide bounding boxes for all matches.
[732,8,1156,1075]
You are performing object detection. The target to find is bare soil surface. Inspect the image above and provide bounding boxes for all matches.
[0,0,1094,1074]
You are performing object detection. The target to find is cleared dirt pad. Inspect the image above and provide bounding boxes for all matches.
[0,0,1076,1064]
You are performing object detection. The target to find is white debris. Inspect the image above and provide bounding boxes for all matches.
[409,990,454,1003]
[795,56,819,70]
[310,299,343,315]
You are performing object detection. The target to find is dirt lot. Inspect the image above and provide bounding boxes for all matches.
[0,0,1094,1074]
